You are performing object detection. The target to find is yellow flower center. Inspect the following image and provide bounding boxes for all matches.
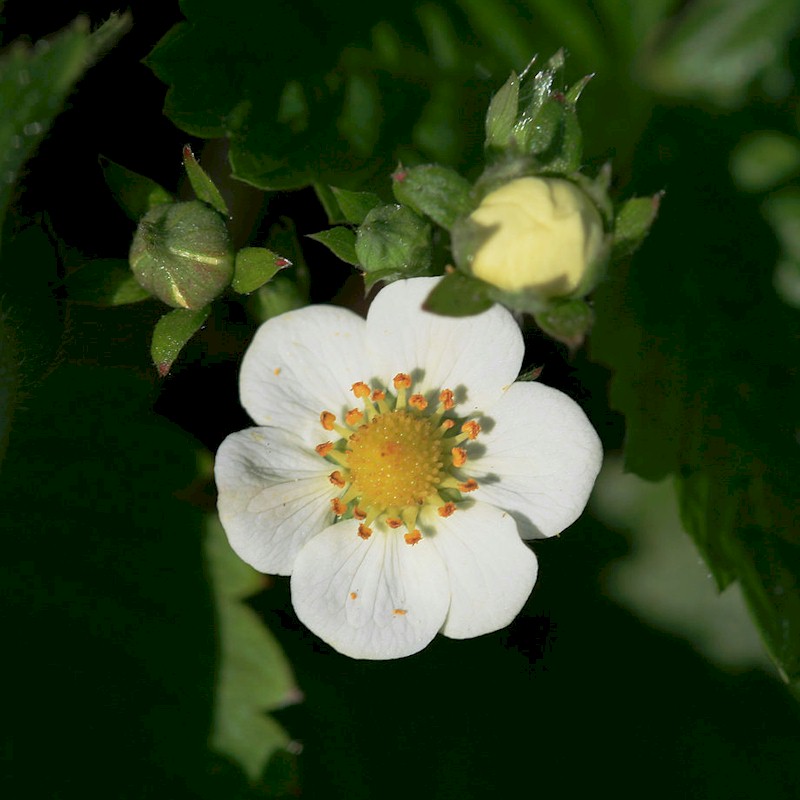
[347,411,444,509]
[315,374,481,544]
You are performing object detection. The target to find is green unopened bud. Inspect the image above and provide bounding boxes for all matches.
[129,200,234,309]
[453,176,604,298]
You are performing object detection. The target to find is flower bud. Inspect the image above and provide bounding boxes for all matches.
[129,200,234,309]
[456,176,604,297]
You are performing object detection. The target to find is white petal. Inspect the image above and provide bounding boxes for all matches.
[465,381,602,539]
[365,277,524,413]
[291,521,450,659]
[215,428,334,575]
[239,305,369,446]
[423,502,538,639]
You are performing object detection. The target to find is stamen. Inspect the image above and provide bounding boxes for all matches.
[353,506,367,520]
[358,524,373,540]
[438,502,456,517]
[371,389,386,402]
[404,530,422,545]
[394,373,411,409]
[345,407,364,426]
[331,497,348,515]
[315,442,333,457]
[329,471,346,488]
[320,411,336,431]
[458,478,479,493]
[451,447,467,467]
[386,517,403,529]
[462,420,481,440]
[409,394,428,411]
[351,382,371,399]
[439,389,455,410]
[440,419,456,431]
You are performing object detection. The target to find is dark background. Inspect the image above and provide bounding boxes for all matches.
[3,2,800,798]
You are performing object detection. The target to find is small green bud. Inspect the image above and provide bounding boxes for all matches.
[129,200,234,309]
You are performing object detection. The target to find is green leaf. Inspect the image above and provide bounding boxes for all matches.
[99,156,173,221]
[232,247,290,294]
[307,227,359,266]
[0,14,130,242]
[422,272,492,316]
[730,131,800,193]
[612,194,663,260]
[150,305,210,376]
[330,186,381,225]
[145,0,505,190]
[205,517,297,782]
[392,164,474,230]
[182,144,229,216]
[641,0,800,107]
[355,204,432,278]
[64,259,151,306]
[590,144,800,689]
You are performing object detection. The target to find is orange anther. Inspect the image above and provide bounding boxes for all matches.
[315,442,333,457]
[441,419,455,430]
[353,507,366,520]
[393,608,407,616]
[358,524,373,540]
[404,530,422,545]
[345,408,364,426]
[350,592,358,600]
[458,479,479,493]
[386,517,403,529]
[329,471,346,488]
[273,367,281,376]
[393,373,412,389]
[409,394,428,411]
[462,420,481,440]
[439,389,455,409]
[320,411,335,431]
[331,497,347,515]
[438,502,456,517]
[351,381,371,398]
[371,389,386,402]
[451,447,467,467]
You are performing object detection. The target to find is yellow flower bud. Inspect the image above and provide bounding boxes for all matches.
[464,177,604,297]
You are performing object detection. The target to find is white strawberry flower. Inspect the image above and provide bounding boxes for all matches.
[215,277,602,659]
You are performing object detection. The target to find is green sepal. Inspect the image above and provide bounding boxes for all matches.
[422,272,493,317]
[330,187,382,225]
[487,51,588,174]
[183,144,229,217]
[534,298,594,350]
[307,227,359,266]
[150,305,210,377]
[355,204,432,280]
[391,165,474,230]
[64,259,151,306]
[484,70,519,151]
[99,157,173,221]
[232,247,290,294]
[612,193,663,260]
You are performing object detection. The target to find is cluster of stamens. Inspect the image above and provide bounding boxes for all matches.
[315,373,481,545]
